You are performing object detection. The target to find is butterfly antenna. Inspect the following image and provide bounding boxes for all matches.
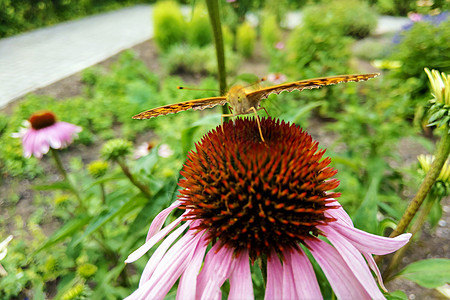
[244,77,266,89]
[177,86,220,92]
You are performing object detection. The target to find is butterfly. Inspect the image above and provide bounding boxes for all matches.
[133,73,379,141]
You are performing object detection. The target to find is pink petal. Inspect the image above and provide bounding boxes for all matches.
[177,233,209,299]
[129,229,202,300]
[265,251,283,300]
[146,200,181,241]
[139,222,190,286]
[229,249,253,300]
[34,130,50,157]
[364,253,388,292]
[325,204,353,227]
[285,248,323,299]
[197,243,236,300]
[306,238,373,300]
[282,253,296,300]
[329,220,411,255]
[125,214,185,263]
[321,225,385,299]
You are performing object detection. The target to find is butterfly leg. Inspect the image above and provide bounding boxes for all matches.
[221,113,234,134]
[247,106,265,143]
[258,106,270,117]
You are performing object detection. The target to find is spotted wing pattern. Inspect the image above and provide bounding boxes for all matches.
[246,73,379,104]
[133,96,227,119]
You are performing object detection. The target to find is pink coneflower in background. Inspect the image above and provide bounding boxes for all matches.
[408,12,423,22]
[275,41,285,50]
[126,118,411,299]
[12,111,81,158]
[267,72,287,85]
[133,141,155,159]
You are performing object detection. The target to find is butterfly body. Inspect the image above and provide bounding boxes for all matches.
[132,73,379,120]
[226,85,260,116]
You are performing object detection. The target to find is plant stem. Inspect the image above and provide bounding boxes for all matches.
[205,0,230,118]
[100,182,106,205]
[389,130,450,238]
[116,158,151,198]
[50,148,85,208]
[383,194,437,279]
[50,147,68,181]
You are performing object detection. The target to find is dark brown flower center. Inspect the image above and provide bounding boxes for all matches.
[178,117,340,261]
[29,111,56,130]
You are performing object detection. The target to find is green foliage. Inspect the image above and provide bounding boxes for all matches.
[262,0,290,25]
[222,25,234,50]
[236,22,256,58]
[353,38,391,61]
[398,258,450,288]
[152,1,186,51]
[101,139,132,161]
[260,14,282,55]
[302,0,378,39]
[161,44,240,75]
[373,0,449,16]
[390,19,450,96]
[284,21,353,112]
[285,23,352,78]
[187,5,213,47]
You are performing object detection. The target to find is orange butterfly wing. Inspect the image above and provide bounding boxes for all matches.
[246,73,379,103]
[133,96,227,119]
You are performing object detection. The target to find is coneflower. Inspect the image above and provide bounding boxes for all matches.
[12,110,81,158]
[126,117,411,300]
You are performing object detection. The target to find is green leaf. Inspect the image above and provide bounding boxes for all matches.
[398,258,450,288]
[32,181,72,191]
[353,158,385,233]
[385,290,408,300]
[284,101,324,124]
[34,215,92,253]
[72,193,147,246]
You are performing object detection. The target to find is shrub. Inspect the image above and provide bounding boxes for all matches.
[161,44,240,76]
[187,5,213,47]
[302,0,378,39]
[152,1,186,51]
[285,25,353,78]
[389,17,450,96]
[260,14,282,55]
[236,22,256,58]
[222,25,234,50]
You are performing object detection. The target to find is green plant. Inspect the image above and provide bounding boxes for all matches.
[152,1,186,51]
[389,18,450,97]
[187,5,213,47]
[302,0,378,39]
[161,44,240,76]
[260,14,282,55]
[236,21,256,58]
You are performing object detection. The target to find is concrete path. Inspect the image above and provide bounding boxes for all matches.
[0,5,153,108]
[0,5,410,108]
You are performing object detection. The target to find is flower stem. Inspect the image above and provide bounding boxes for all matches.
[205,0,229,117]
[116,158,151,198]
[100,182,106,205]
[50,148,84,208]
[389,130,450,238]
[383,194,437,279]
[50,147,68,181]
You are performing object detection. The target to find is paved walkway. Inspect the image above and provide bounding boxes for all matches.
[0,6,409,108]
[0,5,153,107]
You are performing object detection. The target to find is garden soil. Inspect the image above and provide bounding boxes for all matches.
[1,39,449,299]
